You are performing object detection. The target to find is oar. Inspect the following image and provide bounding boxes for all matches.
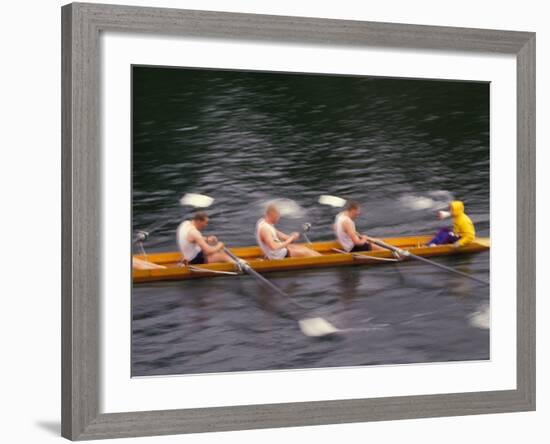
[318,194,489,286]
[331,247,399,262]
[369,238,490,285]
[223,247,339,337]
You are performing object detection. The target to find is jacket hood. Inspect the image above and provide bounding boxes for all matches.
[450,200,464,216]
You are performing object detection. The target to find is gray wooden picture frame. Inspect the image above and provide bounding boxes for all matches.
[61,2,536,440]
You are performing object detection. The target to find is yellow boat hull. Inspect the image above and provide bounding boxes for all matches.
[133,235,490,283]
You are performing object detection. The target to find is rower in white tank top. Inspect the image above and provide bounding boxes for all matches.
[176,220,202,261]
[334,212,355,252]
[255,218,288,259]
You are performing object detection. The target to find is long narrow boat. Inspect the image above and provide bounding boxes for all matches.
[133,235,490,283]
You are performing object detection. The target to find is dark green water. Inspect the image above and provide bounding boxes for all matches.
[132,66,490,376]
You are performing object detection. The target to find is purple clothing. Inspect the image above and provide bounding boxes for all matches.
[428,228,460,246]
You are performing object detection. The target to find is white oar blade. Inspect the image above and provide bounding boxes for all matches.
[318,195,346,208]
[179,193,214,208]
[299,317,339,337]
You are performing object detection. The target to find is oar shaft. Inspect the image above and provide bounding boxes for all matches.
[371,239,489,285]
[223,247,340,337]
[223,248,289,298]
[223,222,313,298]
[133,219,171,243]
[409,252,489,285]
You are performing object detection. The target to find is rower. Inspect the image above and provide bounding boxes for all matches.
[427,200,475,248]
[334,200,383,252]
[176,211,232,264]
[256,204,321,259]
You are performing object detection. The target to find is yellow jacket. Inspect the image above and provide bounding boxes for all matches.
[450,201,475,247]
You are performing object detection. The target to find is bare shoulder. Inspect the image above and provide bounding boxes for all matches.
[342,217,353,230]
[258,223,269,237]
[187,225,203,241]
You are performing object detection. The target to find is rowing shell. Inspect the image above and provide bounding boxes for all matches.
[132,235,490,283]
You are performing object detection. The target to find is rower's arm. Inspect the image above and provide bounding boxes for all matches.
[275,229,290,241]
[260,226,293,250]
[342,219,365,245]
[190,229,223,255]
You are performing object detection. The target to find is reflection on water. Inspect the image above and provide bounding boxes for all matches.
[132,67,490,376]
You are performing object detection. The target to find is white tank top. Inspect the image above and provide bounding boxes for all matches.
[176,220,202,261]
[255,218,288,260]
[335,212,355,252]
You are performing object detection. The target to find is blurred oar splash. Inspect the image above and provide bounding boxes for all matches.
[265,197,306,219]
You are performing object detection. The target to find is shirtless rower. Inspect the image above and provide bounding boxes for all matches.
[334,200,383,252]
[176,211,232,264]
[256,204,321,259]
